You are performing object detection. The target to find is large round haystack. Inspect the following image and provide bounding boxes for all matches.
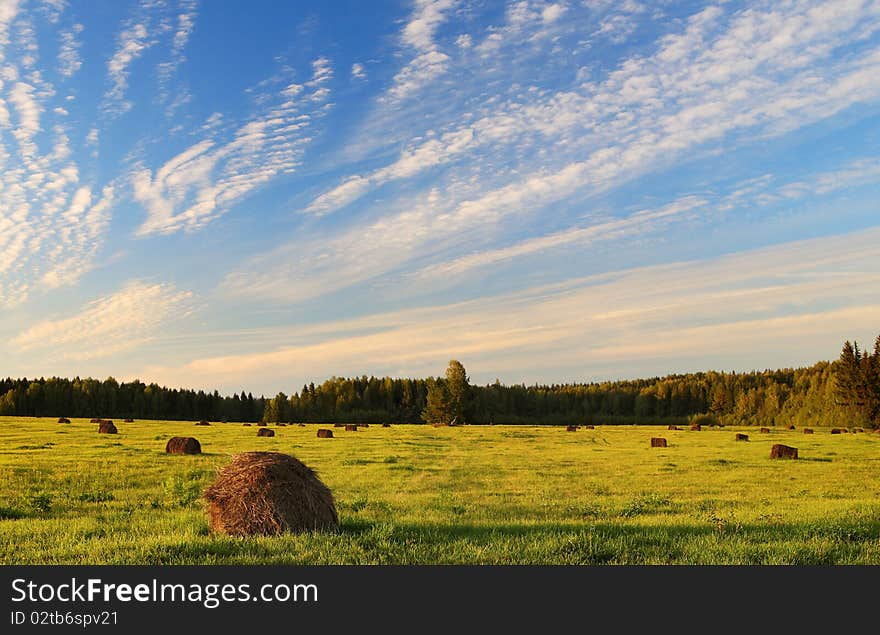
[204,452,338,536]
[98,421,117,434]
[257,428,275,437]
[345,424,358,431]
[166,437,202,454]
[770,444,798,459]
[735,433,749,441]
[650,437,667,447]
[566,425,578,432]
[317,428,333,438]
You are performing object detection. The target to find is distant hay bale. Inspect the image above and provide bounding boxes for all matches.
[667,425,679,430]
[382,423,391,427]
[277,423,287,427]
[788,425,796,430]
[650,437,667,447]
[803,428,814,434]
[57,417,71,424]
[124,418,134,423]
[345,424,358,432]
[566,425,578,432]
[317,429,333,438]
[584,425,595,429]
[830,428,842,434]
[842,428,849,433]
[165,437,201,455]
[759,427,770,433]
[90,418,101,423]
[98,421,117,434]
[690,424,701,431]
[770,444,798,459]
[243,423,252,427]
[735,433,749,441]
[298,423,306,427]
[257,422,267,427]
[855,428,864,433]
[196,420,211,426]
[360,423,370,428]
[334,423,345,427]
[257,428,275,437]
[204,452,338,536]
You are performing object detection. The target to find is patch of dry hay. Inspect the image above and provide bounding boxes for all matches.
[204,452,338,536]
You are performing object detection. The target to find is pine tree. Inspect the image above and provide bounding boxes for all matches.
[445,360,470,424]
[421,377,450,425]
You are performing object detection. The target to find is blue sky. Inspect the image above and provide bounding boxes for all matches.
[1,0,879,396]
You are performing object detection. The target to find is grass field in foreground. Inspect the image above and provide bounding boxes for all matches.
[1,417,879,564]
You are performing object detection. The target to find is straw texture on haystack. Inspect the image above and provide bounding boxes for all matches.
[98,421,117,434]
[204,452,338,536]
[166,437,201,454]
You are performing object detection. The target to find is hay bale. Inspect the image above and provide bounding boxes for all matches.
[90,418,101,423]
[345,424,358,431]
[803,428,814,434]
[298,423,306,427]
[735,433,749,441]
[360,423,370,428]
[124,418,134,423]
[165,437,201,455]
[759,427,770,433]
[196,420,211,426]
[243,423,252,427]
[317,429,333,438]
[382,423,391,427]
[831,428,842,434]
[257,428,275,437]
[98,421,117,434]
[204,452,338,536]
[667,425,679,430]
[57,417,71,424]
[690,424,701,431]
[257,422,267,427]
[584,425,595,429]
[770,444,798,459]
[277,423,287,427]
[650,437,667,447]
[788,425,796,430]
[566,425,578,432]
[855,428,864,433]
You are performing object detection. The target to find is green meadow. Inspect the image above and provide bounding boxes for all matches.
[1,417,879,564]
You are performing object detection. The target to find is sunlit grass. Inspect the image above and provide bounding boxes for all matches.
[1,417,879,564]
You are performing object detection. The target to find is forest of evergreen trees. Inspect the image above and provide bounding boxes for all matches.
[2,335,878,428]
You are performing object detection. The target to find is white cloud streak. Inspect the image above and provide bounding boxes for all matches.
[151,227,880,391]
[12,280,194,360]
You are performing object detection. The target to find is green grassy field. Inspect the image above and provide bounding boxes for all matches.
[1,417,879,564]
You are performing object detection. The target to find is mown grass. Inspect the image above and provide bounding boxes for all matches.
[1,417,879,564]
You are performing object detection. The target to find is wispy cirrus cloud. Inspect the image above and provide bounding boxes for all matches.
[57,22,83,77]
[152,227,880,392]
[0,6,117,308]
[286,0,880,304]
[12,280,194,360]
[132,56,334,236]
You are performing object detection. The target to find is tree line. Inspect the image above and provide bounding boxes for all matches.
[3,334,878,428]
[0,377,264,422]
